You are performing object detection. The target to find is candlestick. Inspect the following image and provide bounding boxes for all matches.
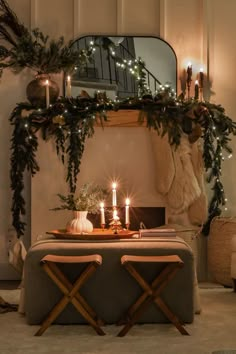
[45,80,50,108]
[66,75,72,97]
[194,80,199,100]
[112,182,117,207]
[125,198,130,227]
[100,202,105,227]
[199,68,204,101]
[199,68,204,88]
[186,62,192,99]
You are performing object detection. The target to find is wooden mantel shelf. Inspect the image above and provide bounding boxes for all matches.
[96,109,146,127]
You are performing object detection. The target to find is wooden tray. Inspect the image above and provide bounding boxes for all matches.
[46,228,137,240]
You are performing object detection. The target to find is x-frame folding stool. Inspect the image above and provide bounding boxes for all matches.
[35,254,105,336]
[117,254,190,336]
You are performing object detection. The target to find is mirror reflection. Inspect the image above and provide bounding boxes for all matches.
[68,36,177,99]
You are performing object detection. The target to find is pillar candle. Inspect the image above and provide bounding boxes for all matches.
[125,198,130,225]
[66,75,72,97]
[112,182,117,207]
[100,202,105,225]
[45,80,50,108]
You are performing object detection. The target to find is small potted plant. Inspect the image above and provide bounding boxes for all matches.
[52,182,107,234]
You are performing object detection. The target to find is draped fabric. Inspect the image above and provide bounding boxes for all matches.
[150,132,208,225]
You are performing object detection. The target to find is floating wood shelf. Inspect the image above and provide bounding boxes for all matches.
[96,110,146,127]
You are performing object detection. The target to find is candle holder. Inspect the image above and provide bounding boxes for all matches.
[125,223,130,231]
[109,218,122,234]
[186,64,192,100]
[100,223,105,231]
[199,87,203,102]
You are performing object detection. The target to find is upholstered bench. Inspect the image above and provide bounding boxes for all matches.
[24,237,195,325]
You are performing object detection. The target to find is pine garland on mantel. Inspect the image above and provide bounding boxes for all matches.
[9,90,236,237]
[0,0,235,237]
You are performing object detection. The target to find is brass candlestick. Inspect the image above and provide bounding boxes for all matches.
[186,64,192,99]
[199,69,204,101]
[125,223,130,231]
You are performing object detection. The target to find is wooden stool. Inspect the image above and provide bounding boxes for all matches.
[35,254,105,336]
[117,255,189,336]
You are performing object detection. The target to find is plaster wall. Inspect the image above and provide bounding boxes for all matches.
[0,0,236,279]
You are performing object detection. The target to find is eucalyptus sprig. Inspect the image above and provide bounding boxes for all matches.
[51,183,108,214]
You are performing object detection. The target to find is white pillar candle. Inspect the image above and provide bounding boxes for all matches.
[125,198,130,225]
[66,75,71,97]
[45,80,50,108]
[100,202,105,225]
[112,182,117,207]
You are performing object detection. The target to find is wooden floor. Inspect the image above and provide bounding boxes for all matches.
[0,280,21,290]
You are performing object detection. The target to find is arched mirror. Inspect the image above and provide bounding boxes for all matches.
[66,36,177,100]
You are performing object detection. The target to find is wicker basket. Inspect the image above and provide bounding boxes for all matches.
[208,216,236,287]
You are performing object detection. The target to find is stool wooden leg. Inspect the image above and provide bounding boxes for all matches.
[50,262,105,326]
[35,261,105,336]
[35,293,71,336]
[117,261,188,337]
[117,263,178,326]
[154,297,189,335]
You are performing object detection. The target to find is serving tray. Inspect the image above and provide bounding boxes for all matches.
[46,228,137,240]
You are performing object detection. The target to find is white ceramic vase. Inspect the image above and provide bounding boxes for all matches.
[66,211,93,234]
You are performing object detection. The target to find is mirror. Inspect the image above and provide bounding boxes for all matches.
[67,36,177,100]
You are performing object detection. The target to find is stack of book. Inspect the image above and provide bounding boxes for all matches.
[139,228,176,238]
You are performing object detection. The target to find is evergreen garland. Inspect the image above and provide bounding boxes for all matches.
[1,0,235,238]
[9,89,236,238]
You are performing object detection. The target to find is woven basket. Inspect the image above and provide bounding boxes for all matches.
[208,216,236,287]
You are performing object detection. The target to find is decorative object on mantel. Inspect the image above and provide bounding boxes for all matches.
[51,183,107,234]
[26,74,60,107]
[0,0,92,105]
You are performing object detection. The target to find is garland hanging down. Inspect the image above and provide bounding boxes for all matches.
[1,0,236,237]
[10,88,236,237]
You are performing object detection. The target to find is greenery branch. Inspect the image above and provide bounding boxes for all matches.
[51,182,108,214]
[0,0,93,76]
[9,88,236,237]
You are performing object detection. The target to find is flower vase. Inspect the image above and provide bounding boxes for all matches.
[66,211,93,234]
[26,73,59,107]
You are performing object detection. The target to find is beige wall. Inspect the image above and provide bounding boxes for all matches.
[1,0,236,279]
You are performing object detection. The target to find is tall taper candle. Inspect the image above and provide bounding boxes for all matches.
[45,80,50,108]
[112,182,117,207]
[66,75,71,97]
[100,202,105,225]
[125,198,130,225]
[194,80,199,100]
